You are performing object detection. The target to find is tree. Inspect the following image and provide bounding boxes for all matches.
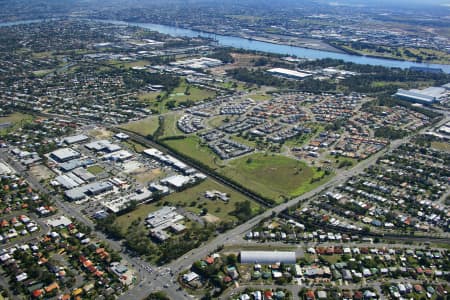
[146,291,170,300]
[226,254,237,266]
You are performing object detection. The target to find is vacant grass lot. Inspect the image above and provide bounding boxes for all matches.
[138,80,217,113]
[120,116,160,137]
[86,165,104,175]
[221,153,329,202]
[160,113,184,138]
[163,136,221,169]
[115,204,159,232]
[248,93,272,101]
[0,113,34,135]
[431,141,450,152]
[123,118,331,203]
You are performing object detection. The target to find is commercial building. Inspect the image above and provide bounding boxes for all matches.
[394,86,447,105]
[240,251,296,264]
[85,140,121,153]
[59,158,95,172]
[64,181,114,201]
[63,134,89,145]
[50,148,81,162]
[102,150,133,162]
[145,206,184,228]
[160,175,193,190]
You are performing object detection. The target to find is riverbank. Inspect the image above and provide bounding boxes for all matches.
[331,42,450,65]
[2,17,450,73]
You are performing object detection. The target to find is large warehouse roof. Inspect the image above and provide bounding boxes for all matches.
[394,89,436,104]
[50,148,80,162]
[267,68,311,79]
[240,251,296,264]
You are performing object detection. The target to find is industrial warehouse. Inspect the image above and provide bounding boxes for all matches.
[394,83,450,105]
[239,251,297,264]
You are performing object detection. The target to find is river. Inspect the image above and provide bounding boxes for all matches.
[2,18,450,73]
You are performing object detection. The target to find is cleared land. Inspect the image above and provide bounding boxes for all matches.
[431,141,450,152]
[139,80,217,113]
[120,116,160,137]
[163,136,221,169]
[0,112,34,135]
[131,168,164,185]
[248,93,272,101]
[221,153,329,202]
[163,136,330,203]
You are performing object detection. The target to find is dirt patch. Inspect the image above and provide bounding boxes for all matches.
[132,168,163,185]
[29,164,54,180]
[209,53,264,75]
[88,128,113,139]
[202,213,221,223]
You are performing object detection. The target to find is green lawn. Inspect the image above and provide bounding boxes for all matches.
[170,83,216,104]
[108,59,150,69]
[115,204,159,232]
[229,135,258,148]
[320,254,341,264]
[163,136,221,169]
[164,138,331,203]
[248,93,272,101]
[206,115,237,128]
[120,117,160,137]
[138,79,217,113]
[86,165,104,175]
[221,153,330,202]
[160,113,184,138]
[0,112,34,135]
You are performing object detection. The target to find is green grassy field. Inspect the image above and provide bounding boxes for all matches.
[33,69,55,77]
[158,179,259,222]
[115,204,159,232]
[163,136,221,169]
[164,138,330,202]
[0,112,34,135]
[138,80,217,113]
[339,44,450,64]
[123,140,147,153]
[120,117,160,137]
[221,153,330,202]
[160,113,184,138]
[248,93,272,101]
[108,59,150,69]
[86,165,104,175]
[170,82,216,103]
